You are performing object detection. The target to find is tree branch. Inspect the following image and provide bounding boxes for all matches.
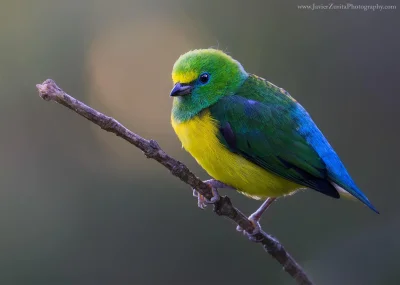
[36,79,313,285]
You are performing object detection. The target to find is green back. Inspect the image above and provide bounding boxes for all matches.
[209,75,339,198]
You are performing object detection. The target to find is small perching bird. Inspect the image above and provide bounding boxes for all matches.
[170,49,378,236]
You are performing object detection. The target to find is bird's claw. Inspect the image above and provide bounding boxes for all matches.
[192,189,207,209]
[236,197,276,242]
[236,217,263,243]
[192,186,220,209]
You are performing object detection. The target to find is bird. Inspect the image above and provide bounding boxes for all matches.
[170,48,378,236]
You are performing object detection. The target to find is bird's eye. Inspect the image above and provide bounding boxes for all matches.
[199,73,210,84]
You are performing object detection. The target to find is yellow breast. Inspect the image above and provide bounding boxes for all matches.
[171,110,301,199]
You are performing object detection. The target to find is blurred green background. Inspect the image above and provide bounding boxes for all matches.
[0,0,399,284]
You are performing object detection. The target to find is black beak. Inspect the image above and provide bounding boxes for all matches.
[170,82,193,97]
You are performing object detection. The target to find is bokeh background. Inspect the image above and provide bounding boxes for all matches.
[1,0,399,284]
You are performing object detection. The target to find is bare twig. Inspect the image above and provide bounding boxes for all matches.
[36,79,313,285]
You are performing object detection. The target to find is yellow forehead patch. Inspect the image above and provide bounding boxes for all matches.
[172,71,198,84]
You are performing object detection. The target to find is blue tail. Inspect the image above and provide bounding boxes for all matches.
[333,180,380,214]
[294,104,379,214]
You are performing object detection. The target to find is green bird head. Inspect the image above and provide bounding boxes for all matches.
[171,49,248,122]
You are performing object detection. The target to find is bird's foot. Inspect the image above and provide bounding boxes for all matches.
[192,179,227,209]
[236,215,263,242]
[236,197,277,242]
[192,188,220,209]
